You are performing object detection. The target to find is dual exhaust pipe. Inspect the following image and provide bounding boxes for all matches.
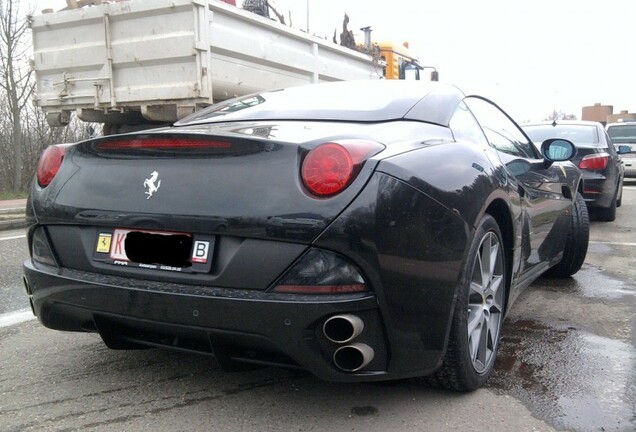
[323,314,374,372]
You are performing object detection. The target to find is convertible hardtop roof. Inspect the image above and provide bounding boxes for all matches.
[177,80,465,127]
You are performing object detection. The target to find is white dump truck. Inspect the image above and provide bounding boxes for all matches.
[30,0,430,133]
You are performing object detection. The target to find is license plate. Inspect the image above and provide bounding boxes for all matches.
[94,229,214,273]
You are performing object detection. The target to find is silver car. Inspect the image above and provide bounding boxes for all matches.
[607,122,636,177]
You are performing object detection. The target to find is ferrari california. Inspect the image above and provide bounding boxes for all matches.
[23,80,589,391]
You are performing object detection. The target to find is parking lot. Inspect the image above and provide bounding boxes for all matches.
[1,184,634,432]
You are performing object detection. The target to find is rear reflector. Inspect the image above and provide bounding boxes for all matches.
[578,154,609,170]
[583,189,602,195]
[274,284,366,294]
[272,248,368,294]
[301,140,384,197]
[37,145,67,187]
[98,138,232,150]
[31,227,57,267]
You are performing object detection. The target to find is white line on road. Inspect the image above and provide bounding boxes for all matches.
[0,309,35,328]
[0,234,26,241]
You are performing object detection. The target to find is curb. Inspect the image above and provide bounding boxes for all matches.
[0,207,25,215]
[0,205,27,231]
[0,218,28,231]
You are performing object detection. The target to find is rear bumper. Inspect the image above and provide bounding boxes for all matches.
[580,174,615,208]
[23,259,437,382]
[623,158,636,178]
[23,173,469,382]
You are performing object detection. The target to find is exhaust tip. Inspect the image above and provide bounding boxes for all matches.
[323,314,364,344]
[333,343,375,372]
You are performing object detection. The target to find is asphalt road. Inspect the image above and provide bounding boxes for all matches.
[1,186,635,432]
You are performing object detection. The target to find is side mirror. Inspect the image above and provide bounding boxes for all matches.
[430,70,439,81]
[617,145,631,155]
[541,138,576,163]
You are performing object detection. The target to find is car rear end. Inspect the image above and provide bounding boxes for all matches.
[570,145,620,208]
[607,122,636,178]
[23,117,467,382]
[523,122,621,209]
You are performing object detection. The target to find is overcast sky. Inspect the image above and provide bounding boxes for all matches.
[24,0,636,122]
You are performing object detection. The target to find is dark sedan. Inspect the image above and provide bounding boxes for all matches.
[23,81,588,392]
[523,120,628,221]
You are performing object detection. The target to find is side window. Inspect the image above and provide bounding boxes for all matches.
[465,97,539,159]
[450,101,489,146]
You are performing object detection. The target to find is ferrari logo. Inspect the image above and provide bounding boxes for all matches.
[143,171,161,199]
[96,233,112,253]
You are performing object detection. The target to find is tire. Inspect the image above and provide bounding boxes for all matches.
[544,192,589,277]
[422,214,506,392]
[595,188,617,222]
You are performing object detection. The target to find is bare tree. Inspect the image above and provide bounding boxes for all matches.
[544,109,577,121]
[0,0,34,192]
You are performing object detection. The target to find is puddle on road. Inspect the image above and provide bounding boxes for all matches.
[537,264,636,300]
[489,319,636,432]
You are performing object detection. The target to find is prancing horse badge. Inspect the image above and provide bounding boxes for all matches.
[143,171,161,199]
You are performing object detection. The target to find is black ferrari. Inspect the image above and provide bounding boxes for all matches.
[23,80,589,391]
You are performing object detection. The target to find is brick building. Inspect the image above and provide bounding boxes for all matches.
[582,103,635,125]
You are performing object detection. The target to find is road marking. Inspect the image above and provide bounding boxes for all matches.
[590,240,636,247]
[0,309,35,328]
[624,186,636,190]
[0,234,26,241]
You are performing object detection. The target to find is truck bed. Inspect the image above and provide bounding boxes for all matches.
[31,0,380,127]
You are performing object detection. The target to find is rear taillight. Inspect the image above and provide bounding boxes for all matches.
[37,145,67,187]
[578,154,609,170]
[301,140,384,197]
[272,249,368,294]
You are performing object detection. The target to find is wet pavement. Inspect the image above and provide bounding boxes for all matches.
[489,265,636,432]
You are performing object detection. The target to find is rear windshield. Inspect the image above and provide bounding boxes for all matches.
[177,81,435,124]
[607,124,636,144]
[523,124,599,145]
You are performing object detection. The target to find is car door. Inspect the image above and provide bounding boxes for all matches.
[463,96,573,282]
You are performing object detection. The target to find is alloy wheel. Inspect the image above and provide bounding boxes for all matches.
[467,231,504,374]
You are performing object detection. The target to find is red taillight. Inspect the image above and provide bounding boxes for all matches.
[301,140,384,197]
[98,138,232,150]
[578,154,609,170]
[37,145,67,187]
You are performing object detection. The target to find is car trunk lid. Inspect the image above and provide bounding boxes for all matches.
[32,123,385,243]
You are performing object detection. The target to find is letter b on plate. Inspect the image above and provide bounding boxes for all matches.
[192,241,210,263]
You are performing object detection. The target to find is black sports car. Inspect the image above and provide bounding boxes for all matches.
[23,81,589,391]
